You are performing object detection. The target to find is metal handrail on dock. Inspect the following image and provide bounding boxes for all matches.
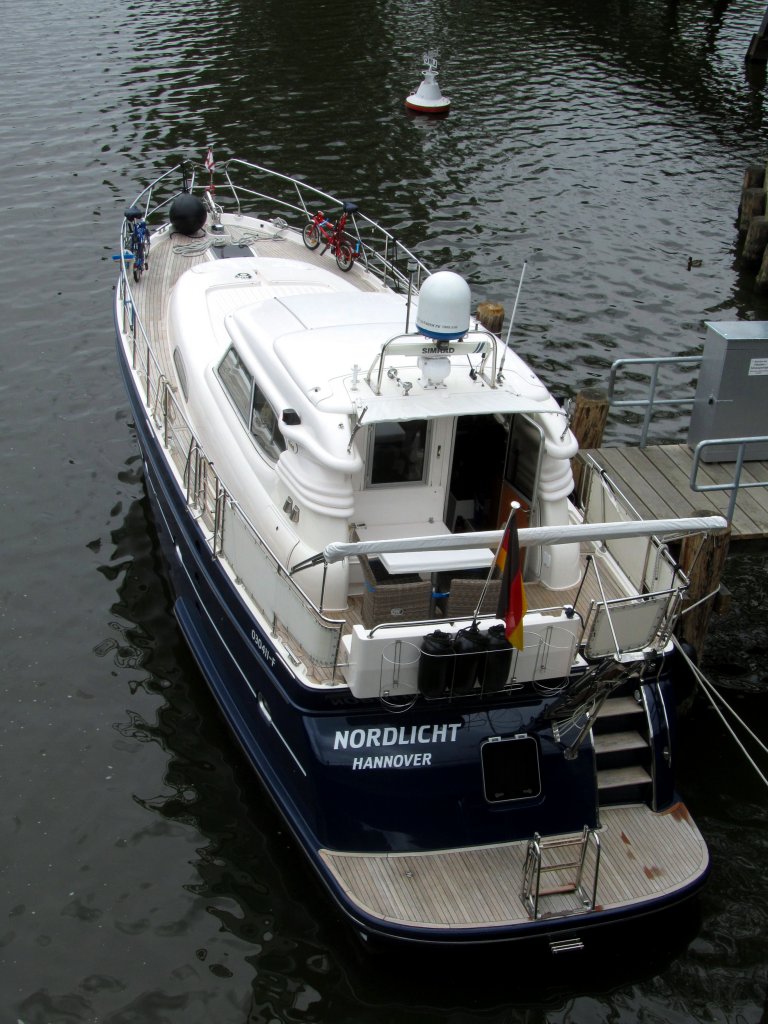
[607,355,702,447]
[605,356,768,526]
[691,436,768,523]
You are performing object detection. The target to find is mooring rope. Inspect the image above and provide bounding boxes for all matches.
[672,635,768,789]
[172,218,288,257]
[678,587,722,615]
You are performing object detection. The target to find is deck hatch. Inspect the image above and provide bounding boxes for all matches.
[481,734,541,803]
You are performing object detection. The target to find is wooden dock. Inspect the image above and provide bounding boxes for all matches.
[582,443,768,543]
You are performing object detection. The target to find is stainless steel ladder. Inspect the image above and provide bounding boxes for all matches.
[521,826,601,920]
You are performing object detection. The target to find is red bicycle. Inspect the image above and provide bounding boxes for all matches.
[302,201,361,272]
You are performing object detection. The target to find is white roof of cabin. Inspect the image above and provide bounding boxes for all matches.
[173,256,564,425]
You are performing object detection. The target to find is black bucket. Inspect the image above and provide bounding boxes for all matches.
[418,630,454,698]
[452,626,487,695]
[481,624,514,693]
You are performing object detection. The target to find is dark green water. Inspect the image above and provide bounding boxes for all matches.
[1,0,767,1020]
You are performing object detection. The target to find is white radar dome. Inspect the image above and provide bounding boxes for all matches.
[415,271,471,340]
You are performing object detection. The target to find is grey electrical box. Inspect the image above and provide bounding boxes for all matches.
[687,321,768,462]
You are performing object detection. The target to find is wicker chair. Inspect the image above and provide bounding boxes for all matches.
[359,555,432,628]
[445,578,501,619]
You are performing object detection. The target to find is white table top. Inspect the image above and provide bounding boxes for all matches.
[379,546,495,575]
[356,520,449,542]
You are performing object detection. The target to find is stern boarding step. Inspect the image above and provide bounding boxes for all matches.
[594,694,652,804]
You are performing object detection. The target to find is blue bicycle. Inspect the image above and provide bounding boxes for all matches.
[124,205,150,282]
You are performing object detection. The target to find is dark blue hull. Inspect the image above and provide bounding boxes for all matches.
[115,332,708,948]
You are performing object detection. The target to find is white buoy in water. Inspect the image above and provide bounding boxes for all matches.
[405,51,450,115]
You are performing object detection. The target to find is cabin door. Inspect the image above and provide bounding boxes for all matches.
[497,415,544,576]
[497,414,544,529]
[445,414,508,533]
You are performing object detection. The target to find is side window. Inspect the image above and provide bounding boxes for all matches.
[172,348,189,401]
[218,347,252,422]
[251,383,286,461]
[217,347,286,463]
[368,419,429,486]
[504,414,543,504]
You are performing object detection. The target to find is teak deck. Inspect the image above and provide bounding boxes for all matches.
[319,803,708,930]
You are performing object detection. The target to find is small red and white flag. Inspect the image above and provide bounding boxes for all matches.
[204,148,215,173]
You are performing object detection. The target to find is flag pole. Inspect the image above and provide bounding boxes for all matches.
[205,146,215,194]
[470,501,520,630]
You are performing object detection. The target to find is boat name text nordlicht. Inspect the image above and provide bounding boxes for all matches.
[333,723,461,749]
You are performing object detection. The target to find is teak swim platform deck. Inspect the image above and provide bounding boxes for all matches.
[320,803,707,932]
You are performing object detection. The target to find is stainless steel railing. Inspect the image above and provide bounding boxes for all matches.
[219,157,431,291]
[607,355,702,447]
[116,271,345,676]
[690,436,768,522]
[607,357,768,522]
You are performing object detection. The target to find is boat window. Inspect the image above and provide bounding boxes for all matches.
[172,347,189,401]
[481,736,541,803]
[504,415,543,505]
[217,347,286,461]
[368,419,429,486]
[218,346,252,422]
[250,383,286,461]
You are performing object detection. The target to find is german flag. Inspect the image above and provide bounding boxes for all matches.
[496,514,527,650]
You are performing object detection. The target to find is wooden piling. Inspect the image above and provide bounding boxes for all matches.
[737,163,768,286]
[569,387,610,495]
[675,512,732,657]
[476,301,505,335]
[742,163,765,191]
[746,32,768,63]
[743,214,768,263]
[739,186,766,232]
[756,244,768,291]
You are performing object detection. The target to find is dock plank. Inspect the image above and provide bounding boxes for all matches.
[583,443,768,542]
[642,447,725,518]
[653,445,762,535]
[627,447,700,517]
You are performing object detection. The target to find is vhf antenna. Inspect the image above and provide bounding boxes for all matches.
[497,260,527,382]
